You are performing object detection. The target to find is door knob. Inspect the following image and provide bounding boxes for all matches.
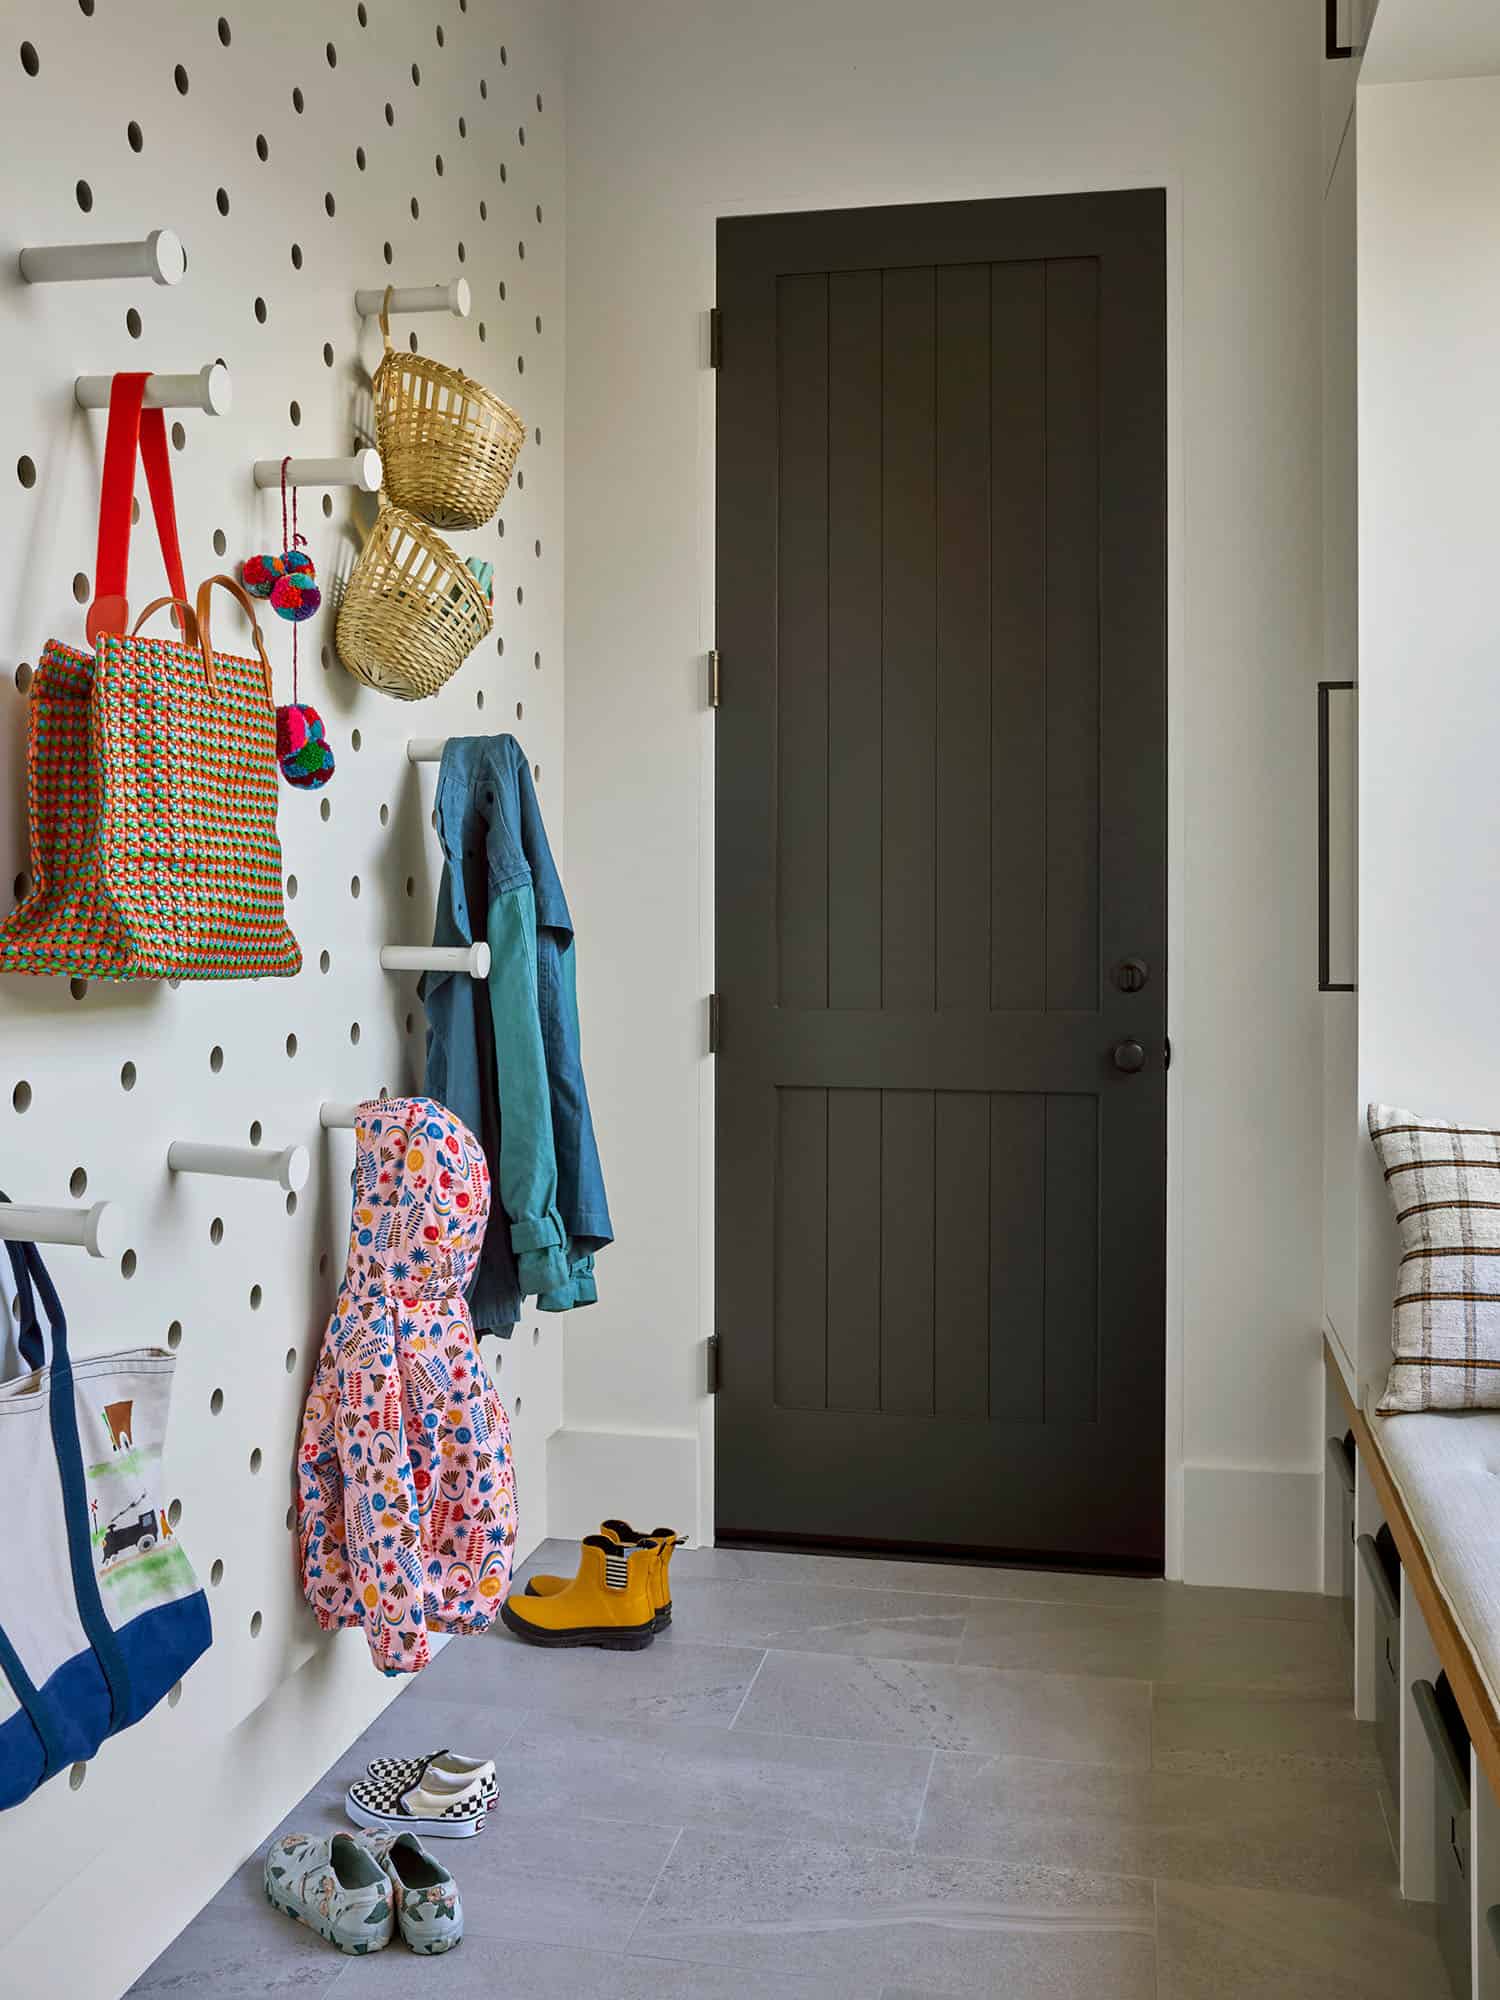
[1111,1040,1146,1074]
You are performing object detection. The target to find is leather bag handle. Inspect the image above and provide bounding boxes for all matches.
[194,573,275,704]
[86,374,189,645]
[130,596,200,647]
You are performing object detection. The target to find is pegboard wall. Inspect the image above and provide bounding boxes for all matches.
[0,4,566,1993]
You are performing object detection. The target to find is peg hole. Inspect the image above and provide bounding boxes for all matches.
[209,1045,224,1073]
[167,1319,183,1350]
[69,1166,87,1199]
[209,1393,223,1419]
[72,572,89,604]
[248,1120,262,1145]
[284,1347,297,1374]
[17,456,36,488]
[127,120,143,152]
[75,180,93,213]
[210,1558,224,1584]
[120,1249,136,1279]
[173,62,189,94]
[349,1022,361,1046]
[209,1217,224,1246]
[249,1610,263,1637]
[69,1762,86,1791]
[120,1061,136,1091]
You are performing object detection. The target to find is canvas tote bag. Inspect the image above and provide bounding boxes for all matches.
[0,372,300,980]
[0,1226,211,1809]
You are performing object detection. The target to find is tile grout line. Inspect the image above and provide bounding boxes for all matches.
[723,1647,770,1731]
[620,1823,685,1958]
[908,1745,938,1853]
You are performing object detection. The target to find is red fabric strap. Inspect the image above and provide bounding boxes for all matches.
[86,374,189,644]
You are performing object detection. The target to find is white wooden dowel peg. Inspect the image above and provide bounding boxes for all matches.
[166,1141,310,1194]
[20,229,186,288]
[319,1095,393,1131]
[253,451,382,492]
[0,1201,126,1260]
[380,943,490,978]
[406,739,446,764]
[355,278,470,320]
[75,362,230,415]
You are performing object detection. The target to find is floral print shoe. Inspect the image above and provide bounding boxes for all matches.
[263,1832,394,1955]
[353,1830,464,1954]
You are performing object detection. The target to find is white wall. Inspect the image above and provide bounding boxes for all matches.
[1354,66,1500,1397]
[562,0,1328,1587]
[0,5,566,1993]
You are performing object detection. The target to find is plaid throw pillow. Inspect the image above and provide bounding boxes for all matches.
[1370,1102,1500,1412]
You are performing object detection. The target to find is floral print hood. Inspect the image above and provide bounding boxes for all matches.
[346,1097,490,1301]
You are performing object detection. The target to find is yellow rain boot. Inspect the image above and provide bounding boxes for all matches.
[501,1535,657,1649]
[525,1522,680,1631]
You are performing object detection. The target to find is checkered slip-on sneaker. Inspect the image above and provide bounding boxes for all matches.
[264,1832,395,1955]
[352,1831,464,1956]
[345,1757,488,1839]
[364,1750,498,1811]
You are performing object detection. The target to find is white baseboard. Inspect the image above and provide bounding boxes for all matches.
[545,1425,700,1539]
[1181,1463,1323,1592]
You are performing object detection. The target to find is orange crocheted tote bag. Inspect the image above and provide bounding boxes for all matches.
[0,374,300,981]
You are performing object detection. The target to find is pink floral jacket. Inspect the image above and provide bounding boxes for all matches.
[295,1096,517,1675]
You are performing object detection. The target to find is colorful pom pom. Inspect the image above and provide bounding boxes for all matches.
[243,548,321,621]
[242,552,279,597]
[270,573,322,621]
[275,702,335,789]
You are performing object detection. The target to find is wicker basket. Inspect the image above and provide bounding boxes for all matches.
[372,289,526,530]
[336,503,493,701]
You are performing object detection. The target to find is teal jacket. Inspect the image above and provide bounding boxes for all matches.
[421,737,612,1338]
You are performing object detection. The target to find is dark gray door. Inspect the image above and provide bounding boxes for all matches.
[715,191,1167,1569]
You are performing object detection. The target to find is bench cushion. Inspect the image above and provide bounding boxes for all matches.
[1367,1396,1500,1719]
[1368,1102,1500,1411]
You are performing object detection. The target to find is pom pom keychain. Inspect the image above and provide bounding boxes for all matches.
[244,459,334,790]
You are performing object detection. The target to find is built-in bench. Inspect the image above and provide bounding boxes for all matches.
[1326,1338,1500,1999]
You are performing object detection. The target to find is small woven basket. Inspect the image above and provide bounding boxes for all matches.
[372,287,525,530]
[336,502,492,701]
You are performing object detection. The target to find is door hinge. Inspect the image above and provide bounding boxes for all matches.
[1164,1035,1173,1070]
[708,992,721,1054]
[706,1333,721,1394]
[709,307,722,368]
[708,647,721,709]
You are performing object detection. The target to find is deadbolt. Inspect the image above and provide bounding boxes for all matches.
[1112,1040,1147,1074]
[1112,957,1149,994]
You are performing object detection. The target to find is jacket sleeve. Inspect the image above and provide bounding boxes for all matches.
[340,1308,432,1677]
[485,880,573,1300]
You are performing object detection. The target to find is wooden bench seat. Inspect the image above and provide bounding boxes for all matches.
[1328,1337,1500,1800]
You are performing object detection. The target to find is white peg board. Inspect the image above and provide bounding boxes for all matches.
[0,5,566,1993]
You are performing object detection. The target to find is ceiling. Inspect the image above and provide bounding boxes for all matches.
[1361,0,1500,83]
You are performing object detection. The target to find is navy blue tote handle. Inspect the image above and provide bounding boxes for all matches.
[0,1208,131,1737]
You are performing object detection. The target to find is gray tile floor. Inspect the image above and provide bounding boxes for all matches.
[128,1542,1447,1999]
